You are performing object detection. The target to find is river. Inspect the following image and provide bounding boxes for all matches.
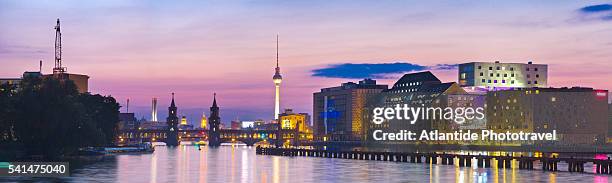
[2,145,610,182]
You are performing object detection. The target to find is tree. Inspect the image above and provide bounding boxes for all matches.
[0,82,17,142]
[9,75,120,158]
[78,94,120,146]
[13,76,82,157]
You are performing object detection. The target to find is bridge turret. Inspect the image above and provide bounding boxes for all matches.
[208,93,222,146]
[166,93,179,146]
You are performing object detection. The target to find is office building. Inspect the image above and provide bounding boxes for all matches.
[181,116,187,125]
[241,121,255,129]
[364,71,469,141]
[43,73,89,93]
[313,79,388,141]
[486,87,608,145]
[151,98,158,122]
[458,61,547,90]
[231,121,241,130]
[200,113,207,129]
[118,113,138,131]
[2,71,88,93]
[279,109,310,132]
[608,104,612,143]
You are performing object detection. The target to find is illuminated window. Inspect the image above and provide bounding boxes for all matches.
[551,97,556,102]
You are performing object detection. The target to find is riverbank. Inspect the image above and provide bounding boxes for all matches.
[312,141,612,154]
[257,147,612,175]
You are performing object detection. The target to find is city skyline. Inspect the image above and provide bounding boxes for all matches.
[2,1,612,122]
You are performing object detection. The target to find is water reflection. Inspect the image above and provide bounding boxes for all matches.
[2,146,609,182]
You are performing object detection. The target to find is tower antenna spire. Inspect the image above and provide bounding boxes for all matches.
[276,34,279,68]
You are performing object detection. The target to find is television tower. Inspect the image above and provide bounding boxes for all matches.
[272,35,283,120]
[53,18,66,74]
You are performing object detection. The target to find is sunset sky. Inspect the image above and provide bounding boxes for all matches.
[2,1,612,125]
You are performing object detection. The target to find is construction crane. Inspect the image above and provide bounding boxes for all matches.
[53,18,66,74]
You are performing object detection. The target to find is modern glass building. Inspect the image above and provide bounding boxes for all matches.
[313,79,388,141]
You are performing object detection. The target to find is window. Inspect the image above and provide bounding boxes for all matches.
[527,74,530,78]
[481,79,486,82]
[490,73,493,77]
[489,67,493,70]
[478,66,482,69]
[510,67,514,71]
[504,74,507,77]
[496,73,500,77]
[535,68,538,71]
[460,73,466,79]
[511,80,515,84]
[480,72,484,76]
[502,80,505,83]
[494,80,497,83]
[527,81,531,84]
[488,80,491,83]
[496,66,500,70]
[534,81,538,84]
[536,74,539,78]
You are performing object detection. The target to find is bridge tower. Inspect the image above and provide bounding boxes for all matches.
[166,93,179,146]
[208,93,222,146]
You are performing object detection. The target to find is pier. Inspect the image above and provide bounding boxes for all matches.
[256,147,612,175]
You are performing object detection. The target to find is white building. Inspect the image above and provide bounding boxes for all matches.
[458,61,547,90]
